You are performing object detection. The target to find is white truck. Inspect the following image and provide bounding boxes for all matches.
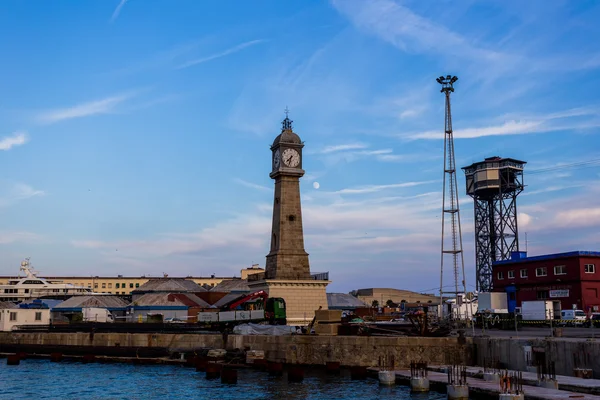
[82,307,115,323]
[518,300,559,321]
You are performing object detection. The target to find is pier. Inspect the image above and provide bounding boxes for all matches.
[382,369,600,400]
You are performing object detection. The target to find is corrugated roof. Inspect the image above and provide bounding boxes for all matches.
[327,293,367,309]
[133,278,207,293]
[131,292,210,308]
[211,279,250,293]
[53,295,129,309]
[212,292,244,308]
[0,301,17,309]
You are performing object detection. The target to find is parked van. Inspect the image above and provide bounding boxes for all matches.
[560,309,586,326]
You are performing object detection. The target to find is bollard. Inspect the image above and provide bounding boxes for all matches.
[50,353,63,363]
[350,366,368,380]
[221,367,238,384]
[82,355,96,364]
[7,355,20,366]
[17,352,27,360]
[267,361,284,377]
[378,370,395,385]
[537,379,558,390]
[288,365,305,383]
[447,385,469,400]
[253,359,268,371]
[195,357,208,372]
[185,355,196,368]
[410,377,430,392]
[499,394,525,400]
[483,372,501,382]
[326,361,341,374]
[205,363,222,379]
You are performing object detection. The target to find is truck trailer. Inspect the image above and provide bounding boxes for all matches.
[198,290,287,328]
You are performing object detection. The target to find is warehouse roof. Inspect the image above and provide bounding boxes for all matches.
[211,279,250,293]
[0,301,17,309]
[132,293,210,308]
[327,293,367,310]
[133,278,207,293]
[53,295,128,310]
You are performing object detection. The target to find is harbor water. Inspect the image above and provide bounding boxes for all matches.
[0,359,448,400]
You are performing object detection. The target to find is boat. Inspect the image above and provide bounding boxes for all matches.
[0,258,93,303]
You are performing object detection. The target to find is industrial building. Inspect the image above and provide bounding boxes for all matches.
[351,288,441,306]
[492,251,600,312]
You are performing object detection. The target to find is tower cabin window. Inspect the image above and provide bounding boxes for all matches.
[585,264,596,274]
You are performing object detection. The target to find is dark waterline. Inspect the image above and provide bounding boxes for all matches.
[0,359,448,400]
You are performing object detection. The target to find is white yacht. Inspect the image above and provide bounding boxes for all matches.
[0,258,93,303]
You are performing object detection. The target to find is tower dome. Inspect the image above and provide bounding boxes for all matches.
[272,115,301,147]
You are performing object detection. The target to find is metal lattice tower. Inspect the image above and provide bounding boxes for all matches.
[462,157,526,292]
[437,75,468,317]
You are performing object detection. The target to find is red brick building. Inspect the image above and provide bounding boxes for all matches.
[492,251,600,312]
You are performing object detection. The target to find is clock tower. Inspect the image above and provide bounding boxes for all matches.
[265,113,311,280]
[248,110,330,326]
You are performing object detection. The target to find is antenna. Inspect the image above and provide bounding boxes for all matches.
[437,75,468,322]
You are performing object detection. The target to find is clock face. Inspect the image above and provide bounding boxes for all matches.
[282,148,300,168]
[273,149,280,169]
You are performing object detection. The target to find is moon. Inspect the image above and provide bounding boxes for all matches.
[313,182,320,189]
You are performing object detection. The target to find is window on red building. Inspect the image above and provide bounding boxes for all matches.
[520,269,528,278]
[508,270,515,279]
[497,271,504,280]
[554,265,566,275]
[537,290,549,299]
[585,264,596,274]
[536,267,547,277]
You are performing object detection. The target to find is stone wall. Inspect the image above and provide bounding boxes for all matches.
[0,332,472,367]
[249,279,329,325]
[473,337,600,377]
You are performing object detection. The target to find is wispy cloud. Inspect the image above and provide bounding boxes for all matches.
[233,178,270,192]
[176,39,266,70]
[318,143,368,154]
[0,131,28,151]
[405,107,600,140]
[335,180,437,195]
[36,90,146,124]
[110,0,128,23]
[331,0,504,62]
[0,183,45,207]
[0,231,42,245]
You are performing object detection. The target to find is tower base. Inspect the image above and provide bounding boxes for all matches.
[249,279,329,326]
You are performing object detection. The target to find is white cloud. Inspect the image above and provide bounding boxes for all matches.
[0,231,42,245]
[0,183,45,207]
[331,0,504,62]
[334,180,437,195]
[0,131,29,150]
[36,91,138,124]
[233,178,270,192]
[176,40,266,70]
[405,107,600,140]
[110,0,128,23]
[555,207,600,228]
[317,143,368,154]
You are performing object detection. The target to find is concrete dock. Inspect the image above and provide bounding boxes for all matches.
[428,365,600,396]
[391,369,600,400]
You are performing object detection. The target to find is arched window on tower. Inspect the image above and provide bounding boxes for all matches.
[272,234,277,250]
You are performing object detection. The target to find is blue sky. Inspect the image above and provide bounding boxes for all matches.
[1,0,599,294]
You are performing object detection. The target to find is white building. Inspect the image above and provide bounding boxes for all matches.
[0,305,51,331]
